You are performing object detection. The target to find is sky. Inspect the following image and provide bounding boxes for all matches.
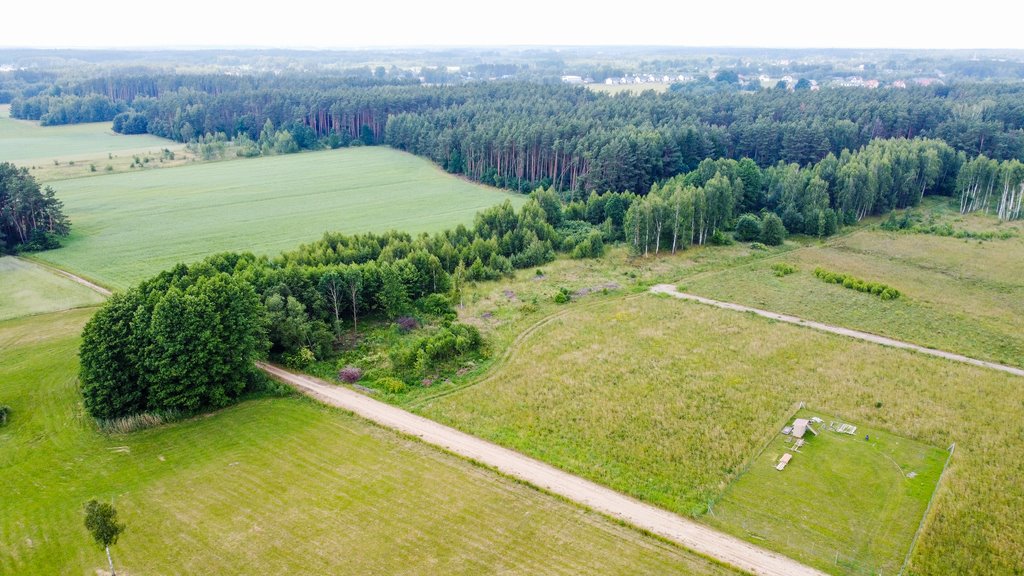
[3,0,1023,50]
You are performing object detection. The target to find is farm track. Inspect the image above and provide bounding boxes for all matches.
[651,284,1024,378]
[259,361,826,576]
[20,257,113,297]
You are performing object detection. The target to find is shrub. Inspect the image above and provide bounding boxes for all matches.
[416,293,455,321]
[813,267,900,300]
[771,263,798,277]
[395,316,419,332]
[376,376,408,394]
[553,287,571,304]
[391,323,484,375]
[749,242,768,251]
[760,213,787,246]
[338,366,363,383]
[735,214,762,242]
[0,405,9,426]
[709,229,734,246]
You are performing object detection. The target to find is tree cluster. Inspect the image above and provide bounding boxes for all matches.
[0,162,71,252]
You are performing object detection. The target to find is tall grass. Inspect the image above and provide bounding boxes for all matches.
[96,409,183,434]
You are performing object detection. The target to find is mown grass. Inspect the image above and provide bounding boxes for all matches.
[418,295,1024,575]
[34,147,526,289]
[682,201,1024,367]
[708,409,947,575]
[0,104,178,178]
[0,309,729,575]
[0,256,105,321]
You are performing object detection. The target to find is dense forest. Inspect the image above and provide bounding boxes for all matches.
[8,75,1024,195]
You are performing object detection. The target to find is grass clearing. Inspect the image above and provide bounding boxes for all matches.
[0,104,181,180]
[682,201,1024,367]
[418,294,1024,575]
[0,309,728,575]
[708,409,947,575]
[34,147,526,289]
[0,256,105,321]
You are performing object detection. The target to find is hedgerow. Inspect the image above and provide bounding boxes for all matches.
[813,268,901,300]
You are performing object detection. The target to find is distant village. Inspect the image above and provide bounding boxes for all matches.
[562,71,945,90]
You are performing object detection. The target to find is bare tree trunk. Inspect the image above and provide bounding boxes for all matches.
[106,546,115,576]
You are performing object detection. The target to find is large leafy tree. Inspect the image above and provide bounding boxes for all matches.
[80,269,267,419]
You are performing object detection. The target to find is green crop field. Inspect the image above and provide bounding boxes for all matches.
[708,409,947,574]
[0,257,105,321]
[681,202,1024,368]
[0,309,726,576]
[418,294,1024,575]
[33,147,526,289]
[0,104,175,171]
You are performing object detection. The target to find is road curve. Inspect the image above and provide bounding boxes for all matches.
[650,284,1024,378]
[259,361,826,576]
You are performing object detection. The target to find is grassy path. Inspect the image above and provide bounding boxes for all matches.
[651,284,1024,378]
[260,361,826,576]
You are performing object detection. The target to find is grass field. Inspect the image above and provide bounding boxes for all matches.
[681,202,1024,368]
[0,104,181,179]
[0,256,105,321]
[708,409,947,575]
[418,294,1024,575]
[0,309,728,575]
[34,147,526,289]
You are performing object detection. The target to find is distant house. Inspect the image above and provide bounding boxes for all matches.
[561,75,584,84]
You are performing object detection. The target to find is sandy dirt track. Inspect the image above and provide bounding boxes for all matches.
[650,284,1024,378]
[259,361,826,576]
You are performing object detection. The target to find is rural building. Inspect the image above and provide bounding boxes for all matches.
[791,418,818,439]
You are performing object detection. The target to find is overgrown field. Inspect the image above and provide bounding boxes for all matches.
[418,295,1024,574]
[0,104,177,178]
[0,257,105,321]
[0,309,725,575]
[682,201,1024,367]
[34,147,526,289]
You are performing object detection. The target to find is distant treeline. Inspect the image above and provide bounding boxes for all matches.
[9,75,1024,192]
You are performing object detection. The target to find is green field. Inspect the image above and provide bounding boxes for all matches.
[0,104,175,170]
[709,410,947,574]
[0,309,726,575]
[0,256,105,321]
[682,203,1024,367]
[34,147,526,289]
[418,294,1024,574]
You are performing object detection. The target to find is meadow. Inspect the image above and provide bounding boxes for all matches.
[34,147,526,289]
[682,201,1024,367]
[0,257,105,321]
[418,294,1024,575]
[0,104,179,179]
[0,309,726,575]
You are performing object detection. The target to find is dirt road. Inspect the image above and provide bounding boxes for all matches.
[19,257,113,297]
[651,284,1024,378]
[259,361,825,576]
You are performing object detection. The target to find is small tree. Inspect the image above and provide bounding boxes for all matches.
[84,499,125,575]
[735,213,762,242]
[760,213,787,246]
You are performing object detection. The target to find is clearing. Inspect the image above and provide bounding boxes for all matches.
[417,294,1024,574]
[33,147,526,289]
[0,104,179,180]
[0,256,106,321]
[682,200,1024,368]
[0,309,726,575]
[708,409,948,575]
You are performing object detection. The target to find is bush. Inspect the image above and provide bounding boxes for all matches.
[735,214,762,242]
[760,213,787,246]
[749,242,768,251]
[391,323,484,375]
[395,316,419,332]
[376,376,408,394]
[0,405,9,426]
[813,268,900,300]
[553,287,571,304]
[338,365,363,383]
[709,229,734,246]
[771,263,798,277]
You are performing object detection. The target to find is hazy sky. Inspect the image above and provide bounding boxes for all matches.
[4,0,1023,50]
